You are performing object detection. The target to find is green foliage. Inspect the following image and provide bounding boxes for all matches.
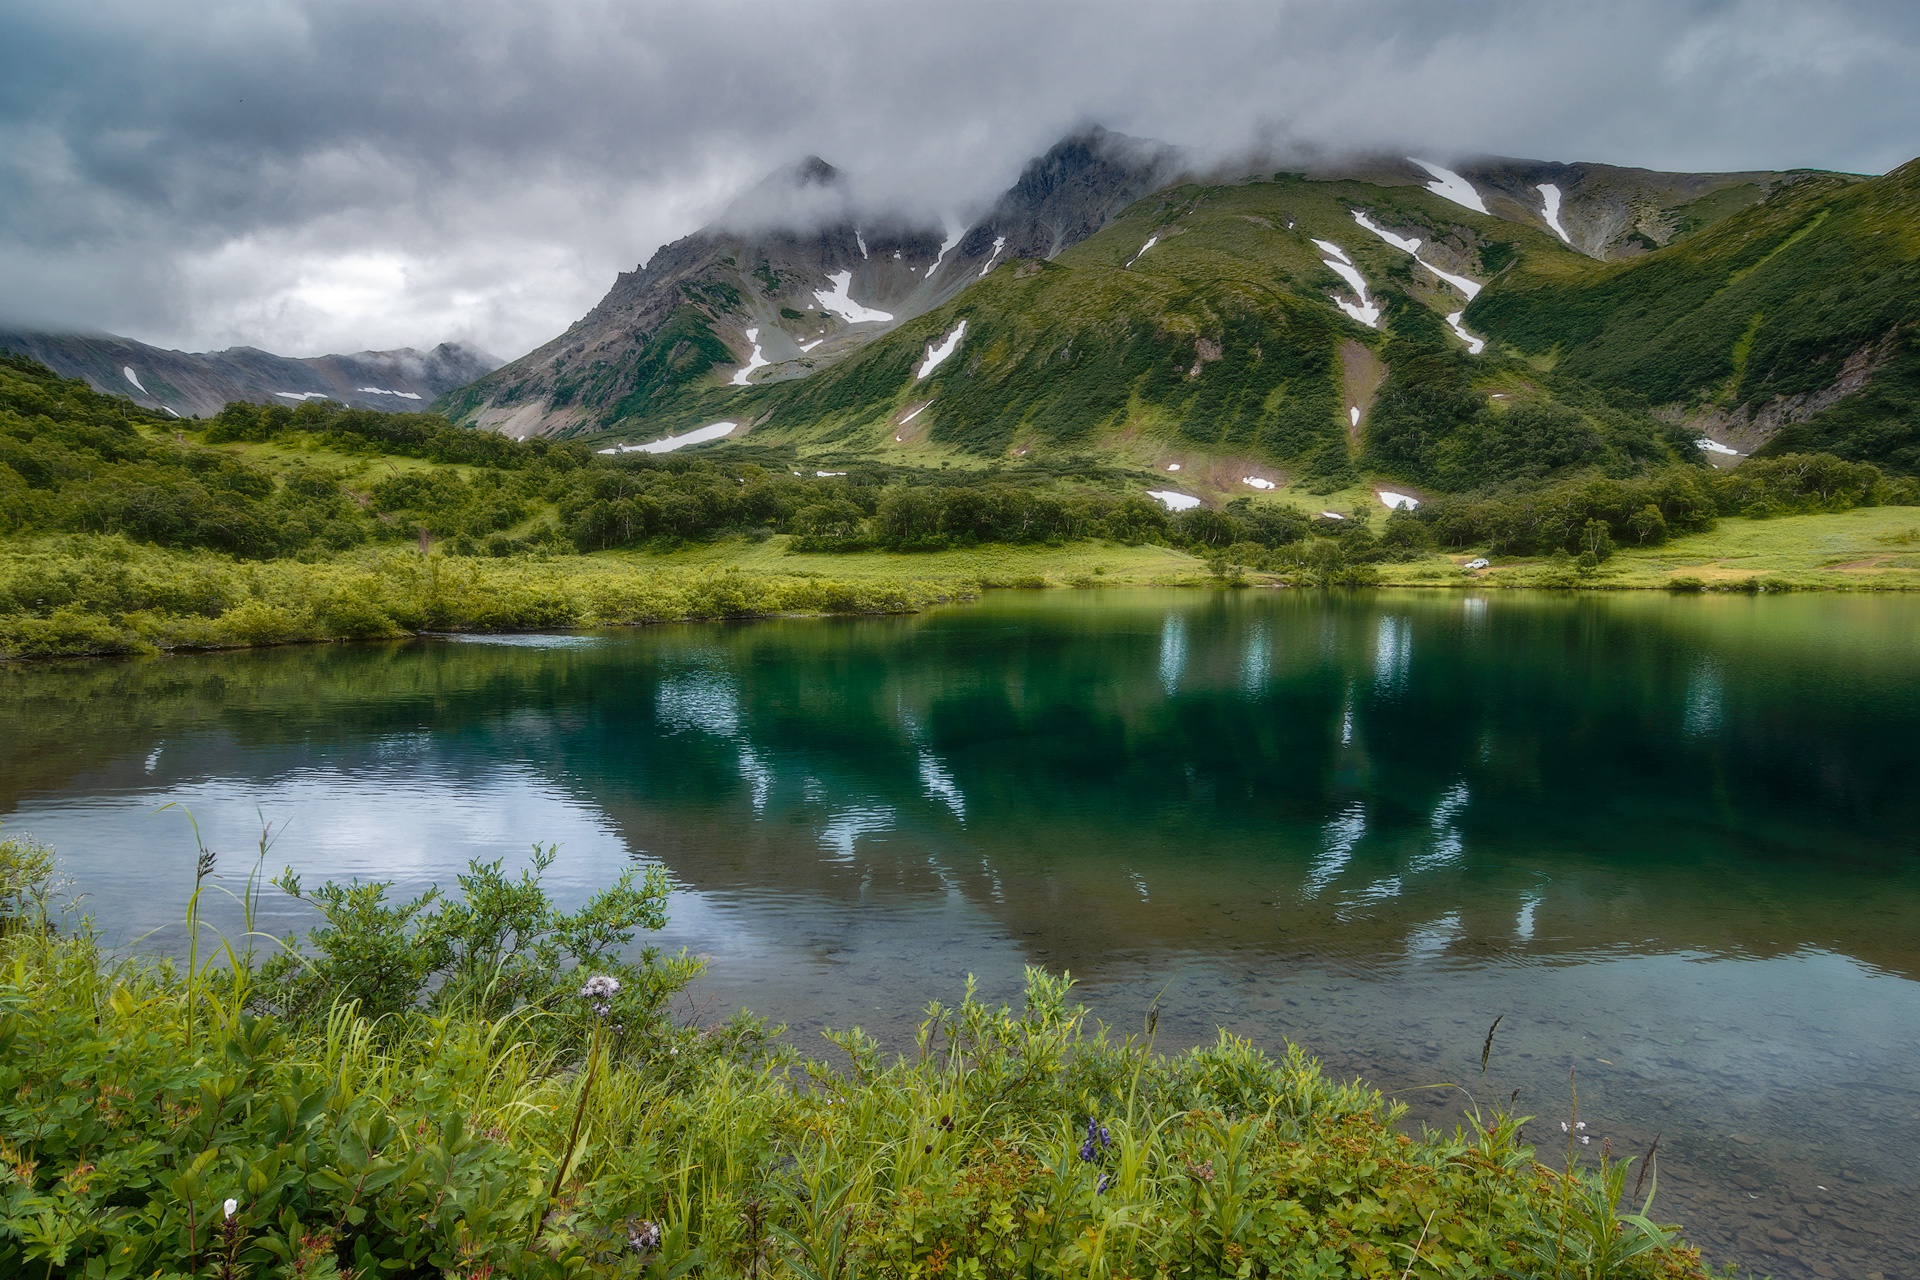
[0,537,967,659]
[259,845,696,1031]
[1760,326,1920,474]
[0,836,1711,1279]
[1465,161,1920,475]
[1415,452,1908,555]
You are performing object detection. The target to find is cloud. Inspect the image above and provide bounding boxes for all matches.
[2,0,1916,360]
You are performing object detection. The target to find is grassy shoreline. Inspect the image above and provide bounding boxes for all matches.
[0,836,1709,1278]
[3,510,1916,662]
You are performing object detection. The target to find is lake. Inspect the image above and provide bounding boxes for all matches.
[4,588,1917,1280]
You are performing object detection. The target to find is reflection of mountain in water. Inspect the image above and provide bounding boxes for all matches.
[8,590,1918,982]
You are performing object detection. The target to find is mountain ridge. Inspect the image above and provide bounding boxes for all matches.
[0,330,501,420]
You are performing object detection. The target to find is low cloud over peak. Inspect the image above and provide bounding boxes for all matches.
[2,0,1916,362]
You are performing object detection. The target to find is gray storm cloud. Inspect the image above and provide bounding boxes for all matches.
[2,0,1916,361]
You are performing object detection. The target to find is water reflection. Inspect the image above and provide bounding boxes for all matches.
[3,590,1919,1279]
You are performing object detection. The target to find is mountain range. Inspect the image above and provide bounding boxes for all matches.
[9,125,1915,495]
[437,126,1918,489]
[0,330,500,419]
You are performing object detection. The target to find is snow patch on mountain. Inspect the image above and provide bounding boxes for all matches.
[1409,159,1488,214]
[1351,210,1483,304]
[977,235,1007,279]
[855,231,870,260]
[814,271,893,324]
[1537,184,1572,244]
[357,387,423,399]
[1314,240,1380,329]
[274,391,329,401]
[926,223,964,278]
[121,366,147,394]
[598,421,739,454]
[1445,312,1486,354]
[730,327,769,386]
[916,320,967,380]
[1126,234,1159,267]
[1350,212,1421,255]
[1379,491,1421,510]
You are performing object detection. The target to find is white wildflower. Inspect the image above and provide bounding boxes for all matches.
[224,1198,238,1220]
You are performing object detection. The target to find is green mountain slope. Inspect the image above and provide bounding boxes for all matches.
[741,173,1694,493]
[1465,160,1920,471]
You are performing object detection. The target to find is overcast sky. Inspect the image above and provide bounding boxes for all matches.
[3,0,1916,362]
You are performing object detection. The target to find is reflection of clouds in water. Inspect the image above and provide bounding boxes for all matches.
[1303,802,1366,898]
[918,751,966,822]
[1241,621,1271,693]
[656,670,741,738]
[15,754,636,943]
[1374,615,1412,688]
[819,806,893,862]
[1684,662,1724,737]
[1159,613,1186,695]
[1409,781,1470,874]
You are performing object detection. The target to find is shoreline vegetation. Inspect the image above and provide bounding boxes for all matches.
[0,832,1710,1279]
[3,351,1916,661]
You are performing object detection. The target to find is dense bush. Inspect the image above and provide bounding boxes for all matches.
[1415,453,1910,555]
[0,840,1707,1279]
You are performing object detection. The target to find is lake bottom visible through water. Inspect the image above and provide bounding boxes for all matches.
[4,589,1918,1279]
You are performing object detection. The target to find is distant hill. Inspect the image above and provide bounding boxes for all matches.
[0,330,501,419]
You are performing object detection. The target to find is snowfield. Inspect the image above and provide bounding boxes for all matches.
[1243,476,1276,490]
[1148,490,1201,511]
[814,271,894,324]
[1408,159,1488,214]
[596,422,738,455]
[356,387,423,399]
[1696,437,1741,456]
[1537,184,1572,244]
[1378,491,1421,510]
[1445,311,1487,354]
[273,391,329,402]
[916,319,967,379]
[1350,406,1362,428]
[729,327,769,386]
[121,366,147,394]
[899,401,931,425]
[1126,234,1159,267]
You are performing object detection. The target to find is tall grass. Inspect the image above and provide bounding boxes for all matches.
[0,836,1709,1278]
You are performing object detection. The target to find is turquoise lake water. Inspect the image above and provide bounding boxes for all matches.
[4,589,1918,1279]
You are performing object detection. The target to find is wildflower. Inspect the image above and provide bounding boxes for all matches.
[224,1198,238,1220]
[1079,1116,1112,1162]
[628,1219,662,1255]
[1096,1173,1110,1194]
[579,974,621,1019]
